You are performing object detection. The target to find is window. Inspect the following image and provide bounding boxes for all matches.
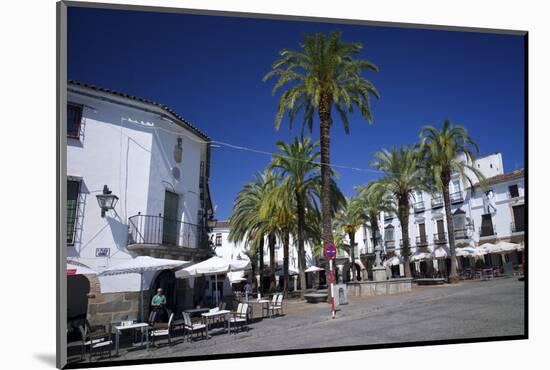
[67,180,81,244]
[480,214,495,236]
[509,184,520,198]
[512,205,525,232]
[215,233,222,247]
[67,103,83,138]
[384,226,394,241]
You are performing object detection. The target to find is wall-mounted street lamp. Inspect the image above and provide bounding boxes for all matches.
[96,185,119,218]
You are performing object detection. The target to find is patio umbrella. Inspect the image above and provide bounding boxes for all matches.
[175,256,251,305]
[99,256,190,322]
[432,246,450,259]
[383,255,403,267]
[494,241,520,253]
[305,266,324,273]
[410,252,432,262]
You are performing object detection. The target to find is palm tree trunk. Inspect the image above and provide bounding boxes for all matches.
[268,233,276,292]
[283,232,290,295]
[442,180,458,281]
[349,231,356,281]
[318,92,333,246]
[399,197,412,277]
[258,237,265,294]
[296,191,307,299]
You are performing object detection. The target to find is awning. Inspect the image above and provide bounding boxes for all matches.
[384,255,403,266]
[67,263,97,276]
[410,252,432,262]
[432,246,450,259]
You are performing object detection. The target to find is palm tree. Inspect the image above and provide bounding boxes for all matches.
[419,119,485,281]
[269,136,321,298]
[333,196,367,281]
[356,182,395,257]
[229,170,279,293]
[370,146,430,277]
[264,30,380,250]
[259,179,297,294]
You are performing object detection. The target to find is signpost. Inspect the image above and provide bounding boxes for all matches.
[323,242,337,319]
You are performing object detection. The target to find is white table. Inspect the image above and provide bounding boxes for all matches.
[113,322,150,356]
[201,310,231,336]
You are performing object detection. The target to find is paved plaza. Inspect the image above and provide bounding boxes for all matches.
[70,278,525,364]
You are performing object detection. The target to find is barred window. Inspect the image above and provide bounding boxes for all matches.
[67,180,81,244]
[67,103,83,138]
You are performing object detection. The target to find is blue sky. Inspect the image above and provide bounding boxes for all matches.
[68,7,525,220]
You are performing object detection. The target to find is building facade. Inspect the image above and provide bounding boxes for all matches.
[364,153,524,277]
[66,81,213,324]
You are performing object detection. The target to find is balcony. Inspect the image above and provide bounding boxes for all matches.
[127,213,210,258]
[510,222,525,234]
[415,235,428,247]
[385,240,396,251]
[434,232,447,244]
[413,201,425,213]
[384,213,394,221]
[479,226,497,239]
[399,238,411,248]
[454,228,469,240]
[450,191,464,204]
[431,195,444,209]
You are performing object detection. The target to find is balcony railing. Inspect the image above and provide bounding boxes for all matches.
[434,232,447,244]
[510,222,525,233]
[454,228,469,240]
[413,201,425,213]
[415,235,428,247]
[431,195,443,209]
[128,213,208,249]
[384,240,396,250]
[450,191,464,204]
[479,226,497,238]
[400,238,411,248]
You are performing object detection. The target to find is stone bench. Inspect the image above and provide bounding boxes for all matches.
[304,293,328,303]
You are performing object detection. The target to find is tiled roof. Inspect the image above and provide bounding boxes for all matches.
[473,169,524,187]
[67,80,210,141]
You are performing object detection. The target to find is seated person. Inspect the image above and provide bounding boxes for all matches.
[151,288,168,323]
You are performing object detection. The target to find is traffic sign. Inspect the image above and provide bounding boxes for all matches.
[324,242,337,260]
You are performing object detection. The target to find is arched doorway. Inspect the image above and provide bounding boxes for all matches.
[67,275,90,338]
[149,269,176,315]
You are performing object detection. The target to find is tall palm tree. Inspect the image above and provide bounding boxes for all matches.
[333,196,367,281]
[419,119,485,281]
[370,146,430,277]
[269,136,321,298]
[229,170,279,293]
[356,182,396,256]
[264,30,380,250]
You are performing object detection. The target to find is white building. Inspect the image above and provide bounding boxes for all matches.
[210,220,316,292]
[371,153,524,277]
[66,81,213,324]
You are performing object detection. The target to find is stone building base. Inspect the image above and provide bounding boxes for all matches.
[346,278,413,297]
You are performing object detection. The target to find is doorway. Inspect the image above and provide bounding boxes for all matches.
[163,190,179,245]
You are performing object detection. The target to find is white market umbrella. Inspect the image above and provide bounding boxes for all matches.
[410,252,432,262]
[67,263,97,276]
[175,256,251,305]
[455,246,482,257]
[432,246,450,259]
[305,266,324,273]
[494,241,521,253]
[227,270,247,284]
[99,256,189,322]
[384,255,403,267]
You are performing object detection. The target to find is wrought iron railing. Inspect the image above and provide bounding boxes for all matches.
[431,195,443,208]
[128,213,208,249]
[415,235,428,246]
[434,232,447,244]
[385,240,396,250]
[510,222,525,233]
[399,238,411,248]
[450,191,464,204]
[454,228,469,239]
[479,226,497,237]
[413,201,425,212]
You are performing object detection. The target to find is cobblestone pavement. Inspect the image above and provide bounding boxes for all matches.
[70,277,525,364]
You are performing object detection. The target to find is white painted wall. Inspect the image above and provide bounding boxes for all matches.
[66,85,208,292]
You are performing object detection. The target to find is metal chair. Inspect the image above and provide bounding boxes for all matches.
[78,321,113,362]
[149,313,174,347]
[182,312,208,341]
[229,302,249,334]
